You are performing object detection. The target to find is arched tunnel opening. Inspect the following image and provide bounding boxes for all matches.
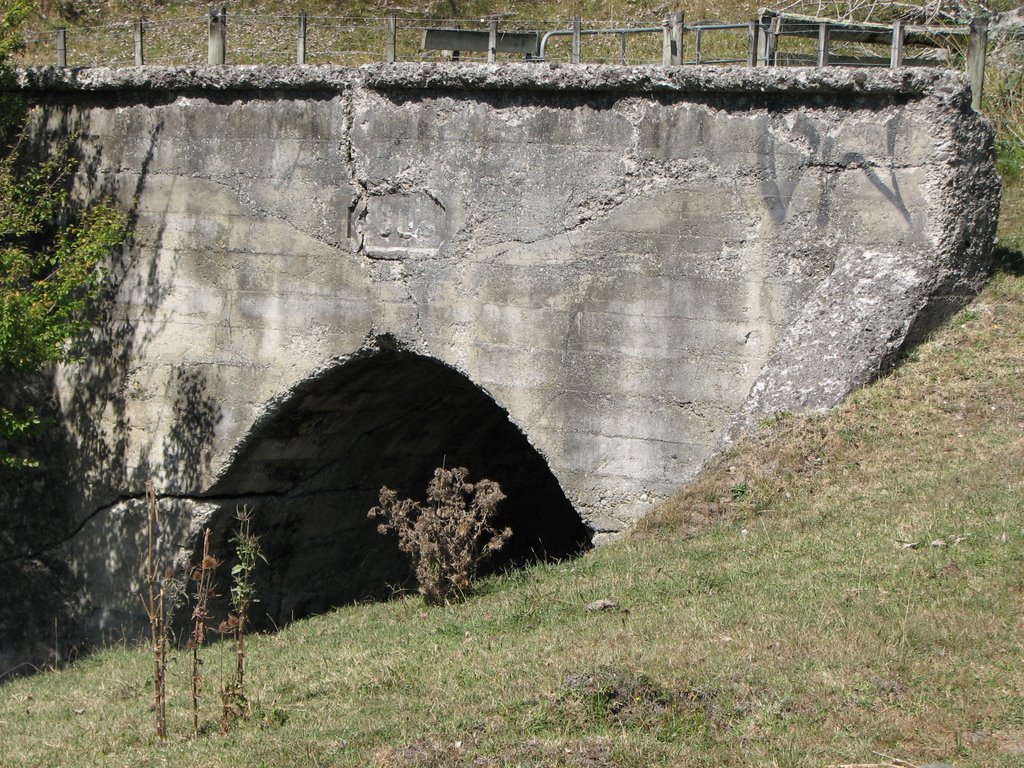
[199,348,593,629]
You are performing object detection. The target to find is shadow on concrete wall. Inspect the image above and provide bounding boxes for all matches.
[0,101,173,679]
[199,346,593,629]
[58,111,169,507]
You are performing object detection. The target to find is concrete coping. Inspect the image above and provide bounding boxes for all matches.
[5,62,971,104]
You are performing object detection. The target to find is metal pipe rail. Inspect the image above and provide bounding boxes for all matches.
[687,22,759,65]
[13,6,988,108]
[538,25,661,60]
[538,21,764,65]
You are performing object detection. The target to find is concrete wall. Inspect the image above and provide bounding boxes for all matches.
[0,63,999,661]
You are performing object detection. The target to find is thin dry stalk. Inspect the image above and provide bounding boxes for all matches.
[143,480,167,742]
[188,527,217,736]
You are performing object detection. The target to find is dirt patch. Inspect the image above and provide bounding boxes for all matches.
[994,730,1024,756]
[962,729,1024,757]
[558,666,716,737]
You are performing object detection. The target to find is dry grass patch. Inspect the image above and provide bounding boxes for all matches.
[373,735,629,768]
[635,412,847,540]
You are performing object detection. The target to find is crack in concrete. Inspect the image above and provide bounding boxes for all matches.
[343,92,372,261]
[340,98,431,346]
[0,484,352,565]
[0,493,133,566]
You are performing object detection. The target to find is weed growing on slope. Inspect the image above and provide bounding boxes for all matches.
[187,527,218,736]
[142,497,265,739]
[219,505,264,728]
[370,466,511,605]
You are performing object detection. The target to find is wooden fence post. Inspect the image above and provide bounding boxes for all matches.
[662,15,671,64]
[386,14,397,63]
[755,14,772,66]
[571,16,581,64]
[56,27,66,67]
[208,5,226,65]
[816,21,830,67]
[488,18,498,64]
[134,20,144,65]
[296,11,307,65]
[889,20,904,68]
[768,15,780,65]
[967,16,988,111]
[670,11,683,65]
[747,19,759,66]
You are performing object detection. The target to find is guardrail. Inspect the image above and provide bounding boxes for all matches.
[13,6,989,107]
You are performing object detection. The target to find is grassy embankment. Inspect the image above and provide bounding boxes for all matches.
[1,246,1022,768]
[2,2,1024,766]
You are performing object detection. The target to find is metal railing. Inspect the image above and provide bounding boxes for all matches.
[12,7,988,105]
[538,23,662,62]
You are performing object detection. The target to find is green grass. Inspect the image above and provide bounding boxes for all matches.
[2,191,1024,767]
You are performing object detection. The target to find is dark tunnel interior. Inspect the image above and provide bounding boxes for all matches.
[199,349,593,629]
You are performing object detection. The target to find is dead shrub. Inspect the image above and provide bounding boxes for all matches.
[369,466,511,605]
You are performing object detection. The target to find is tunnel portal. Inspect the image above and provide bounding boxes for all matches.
[202,349,593,626]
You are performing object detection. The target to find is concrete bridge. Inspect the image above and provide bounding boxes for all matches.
[0,63,999,661]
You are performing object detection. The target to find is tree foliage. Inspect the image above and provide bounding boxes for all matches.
[0,0,126,468]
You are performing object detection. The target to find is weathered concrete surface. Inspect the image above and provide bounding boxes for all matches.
[0,63,999,665]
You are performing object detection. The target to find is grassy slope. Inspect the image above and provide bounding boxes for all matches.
[1,203,1022,768]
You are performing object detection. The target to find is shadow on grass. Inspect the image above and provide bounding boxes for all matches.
[994,244,1024,276]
